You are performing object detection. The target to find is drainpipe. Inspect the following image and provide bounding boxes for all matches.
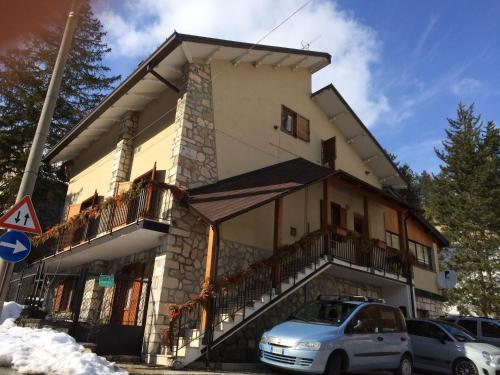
[404,213,416,318]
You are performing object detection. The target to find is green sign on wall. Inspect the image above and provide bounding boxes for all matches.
[99,274,114,288]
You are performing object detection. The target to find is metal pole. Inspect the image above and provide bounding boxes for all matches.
[0,5,78,316]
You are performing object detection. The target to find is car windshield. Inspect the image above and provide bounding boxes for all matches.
[437,321,477,342]
[291,300,357,326]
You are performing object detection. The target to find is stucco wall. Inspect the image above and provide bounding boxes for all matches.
[210,60,381,188]
[413,267,440,294]
[67,122,120,204]
[130,89,178,181]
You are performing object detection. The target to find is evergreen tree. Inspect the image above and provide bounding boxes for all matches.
[0,1,119,228]
[430,103,500,317]
[386,152,425,208]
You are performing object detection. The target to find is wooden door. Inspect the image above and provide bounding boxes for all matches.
[111,263,144,325]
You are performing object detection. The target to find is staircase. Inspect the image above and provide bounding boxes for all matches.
[153,230,408,368]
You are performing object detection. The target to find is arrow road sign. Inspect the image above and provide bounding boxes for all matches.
[0,196,41,234]
[0,231,31,263]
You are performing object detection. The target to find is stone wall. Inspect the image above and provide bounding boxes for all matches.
[416,295,444,318]
[206,270,382,363]
[108,111,139,196]
[217,239,271,277]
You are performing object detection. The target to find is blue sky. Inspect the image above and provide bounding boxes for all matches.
[95,0,500,174]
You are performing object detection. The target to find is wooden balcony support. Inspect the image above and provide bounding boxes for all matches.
[201,224,218,331]
[322,179,331,252]
[272,198,283,288]
[363,196,371,239]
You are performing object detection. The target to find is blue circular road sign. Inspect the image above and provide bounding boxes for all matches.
[0,230,31,263]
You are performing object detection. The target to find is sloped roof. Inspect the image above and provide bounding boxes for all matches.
[312,84,407,189]
[46,33,331,163]
[187,158,335,224]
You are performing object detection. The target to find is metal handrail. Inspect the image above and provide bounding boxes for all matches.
[170,230,408,360]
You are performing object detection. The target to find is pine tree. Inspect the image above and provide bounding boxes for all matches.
[430,103,500,317]
[0,1,120,228]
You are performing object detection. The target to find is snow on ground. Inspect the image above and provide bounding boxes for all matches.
[0,302,127,375]
[0,302,23,324]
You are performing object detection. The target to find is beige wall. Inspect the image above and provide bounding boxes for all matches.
[414,266,440,294]
[211,60,381,188]
[67,122,120,205]
[66,89,177,208]
[130,89,178,181]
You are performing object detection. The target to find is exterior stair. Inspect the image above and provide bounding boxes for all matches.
[162,230,408,369]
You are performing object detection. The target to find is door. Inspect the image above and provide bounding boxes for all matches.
[407,320,452,373]
[111,263,145,325]
[378,306,408,369]
[344,305,386,371]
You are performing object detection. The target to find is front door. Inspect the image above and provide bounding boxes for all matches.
[111,263,145,325]
[407,320,451,372]
[345,305,386,371]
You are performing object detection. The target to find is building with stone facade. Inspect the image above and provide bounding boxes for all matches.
[7,33,448,367]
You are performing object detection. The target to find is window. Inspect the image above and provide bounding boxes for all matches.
[321,136,336,168]
[385,231,400,250]
[408,240,433,269]
[350,305,382,334]
[332,203,341,227]
[457,319,478,335]
[407,320,450,341]
[380,306,401,332]
[482,321,500,338]
[354,214,365,236]
[280,106,310,142]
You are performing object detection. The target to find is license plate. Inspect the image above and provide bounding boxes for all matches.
[271,346,284,355]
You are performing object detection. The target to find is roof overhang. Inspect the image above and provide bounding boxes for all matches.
[47,33,331,163]
[312,84,407,189]
[187,158,335,224]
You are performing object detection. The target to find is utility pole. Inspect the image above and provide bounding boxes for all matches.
[0,4,78,316]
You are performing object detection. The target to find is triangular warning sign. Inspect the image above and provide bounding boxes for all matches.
[0,196,42,234]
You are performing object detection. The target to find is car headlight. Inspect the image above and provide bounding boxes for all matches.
[260,333,269,344]
[294,341,321,351]
[482,351,494,363]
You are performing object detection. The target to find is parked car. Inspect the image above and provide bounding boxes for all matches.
[407,319,500,375]
[442,316,500,348]
[258,296,412,375]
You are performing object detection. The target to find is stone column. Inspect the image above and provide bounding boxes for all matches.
[108,111,138,196]
[143,62,218,360]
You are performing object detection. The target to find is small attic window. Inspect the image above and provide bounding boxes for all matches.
[281,105,310,142]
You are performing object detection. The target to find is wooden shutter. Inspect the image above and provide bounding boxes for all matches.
[296,114,310,142]
[340,207,347,228]
[321,136,336,168]
[65,204,81,221]
[53,281,65,312]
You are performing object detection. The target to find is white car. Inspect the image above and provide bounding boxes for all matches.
[407,319,500,375]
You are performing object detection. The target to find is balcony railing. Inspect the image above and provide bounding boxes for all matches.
[167,228,410,358]
[30,183,173,262]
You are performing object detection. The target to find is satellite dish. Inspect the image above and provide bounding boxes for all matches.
[437,270,457,289]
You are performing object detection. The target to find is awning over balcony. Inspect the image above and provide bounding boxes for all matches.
[187,158,335,224]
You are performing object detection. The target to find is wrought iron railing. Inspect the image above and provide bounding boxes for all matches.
[169,230,409,359]
[30,183,173,262]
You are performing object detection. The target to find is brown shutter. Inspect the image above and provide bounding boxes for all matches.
[296,114,310,142]
[340,207,347,228]
[65,204,81,221]
[53,281,65,312]
[321,137,336,168]
[115,181,133,197]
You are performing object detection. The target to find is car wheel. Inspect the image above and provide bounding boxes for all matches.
[325,352,343,375]
[454,359,478,375]
[393,354,412,375]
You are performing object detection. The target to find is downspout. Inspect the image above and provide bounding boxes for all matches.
[404,213,416,318]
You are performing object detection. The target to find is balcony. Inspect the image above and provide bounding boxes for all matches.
[30,183,172,267]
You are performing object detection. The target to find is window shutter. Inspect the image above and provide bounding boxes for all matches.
[115,181,133,196]
[340,207,347,228]
[296,115,310,142]
[53,281,65,312]
[321,137,336,168]
[65,203,81,222]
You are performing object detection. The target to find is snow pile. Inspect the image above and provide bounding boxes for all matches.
[0,318,128,374]
[0,301,23,324]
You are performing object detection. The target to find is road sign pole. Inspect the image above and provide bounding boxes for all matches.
[0,4,78,315]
